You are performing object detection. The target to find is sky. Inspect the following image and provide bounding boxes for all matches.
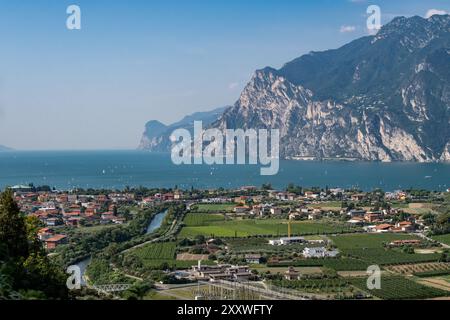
[0,0,449,150]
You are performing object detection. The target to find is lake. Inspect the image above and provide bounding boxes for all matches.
[0,150,448,191]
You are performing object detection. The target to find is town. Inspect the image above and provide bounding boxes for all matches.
[7,183,450,300]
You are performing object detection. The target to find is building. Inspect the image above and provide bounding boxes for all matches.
[302,247,339,258]
[245,254,262,265]
[190,262,254,282]
[45,235,67,250]
[269,237,305,246]
[284,267,301,281]
[270,207,282,215]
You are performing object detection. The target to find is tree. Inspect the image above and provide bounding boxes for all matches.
[0,189,29,258]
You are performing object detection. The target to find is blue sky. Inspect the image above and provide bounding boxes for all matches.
[0,0,449,150]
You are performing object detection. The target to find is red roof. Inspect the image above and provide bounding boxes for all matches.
[46,235,67,242]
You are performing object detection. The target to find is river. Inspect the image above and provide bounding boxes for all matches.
[146,210,169,234]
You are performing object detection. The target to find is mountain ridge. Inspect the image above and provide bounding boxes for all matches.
[140,15,450,162]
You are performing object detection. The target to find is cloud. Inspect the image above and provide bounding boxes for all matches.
[425,9,448,19]
[340,25,356,33]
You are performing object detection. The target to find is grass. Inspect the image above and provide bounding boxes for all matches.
[183,213,225,226]
[191,203,236,213]
[349,276,448,300]
[432,234,450,246]
[179,220,358,238]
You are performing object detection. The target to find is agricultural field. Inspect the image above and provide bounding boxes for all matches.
[343,248,440,265]
[126,242,208,269]
[432,234,450,246]
[191,203,236,213]
[267,258,371,271]
[179,219,358,238]
[349,276,448,300]
[386,262,450,276]
[331,233,422,249]
[183,213,225,226]
[270,279,353,295]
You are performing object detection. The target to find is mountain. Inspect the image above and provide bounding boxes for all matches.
[139,106,229,152]
[212,15,450,162]
[0,145,12,152]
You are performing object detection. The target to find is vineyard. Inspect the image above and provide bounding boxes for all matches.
[270,279,352,294]
[331,233,422,249]
[349,276,448,300]
[386,262,450,276]
[267,258,371,271]
[132,242,177,260]
[343,248,441,265]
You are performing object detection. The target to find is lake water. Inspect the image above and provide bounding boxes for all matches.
[0,150,449,191]
[146,210,168,234]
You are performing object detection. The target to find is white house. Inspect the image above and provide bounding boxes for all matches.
[302,247,339,258]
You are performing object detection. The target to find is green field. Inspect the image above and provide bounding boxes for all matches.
[183,213,225,226]
[179,220,358,238]
[343,248,440,265]
[331,233,421,249]
[132,242,177,260]
[192,203,236,213]
[432,234,450,246]
[349,276,448,300]
[127,242,213,269]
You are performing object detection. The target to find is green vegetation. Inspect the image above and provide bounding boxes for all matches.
[343,248,440,265]
[432,234,450,246]
[271,278,352,294]
[413,269,450,277]
[349,276,448,300]
[191,203,236,213]
[183,213,225,226]
[124,242,212,269]
[0,190,67,299]
[331,233,421,249]
[179,220,358,238]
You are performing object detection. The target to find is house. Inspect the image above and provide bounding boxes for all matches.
[270,207,282,215]
[348,209,367,218]
[249,206,262,216]
[375,224,393,233]
[284,267,301,281]
[364,212,384,223]
[45,235,67,250]
[390,240,421,246]
[395,221,415,232]
[245,254,262,264]
[269,237,305,246]
[351,194,365,202]
[348,217,365,225]
[308,211,322,220]
[304,191,319,200]
[234,206,249,214]
[302,247,339,258]
[38,228,54,241]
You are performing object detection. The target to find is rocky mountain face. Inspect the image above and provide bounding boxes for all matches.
[213,15,450,162]
[139,107,228,152]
